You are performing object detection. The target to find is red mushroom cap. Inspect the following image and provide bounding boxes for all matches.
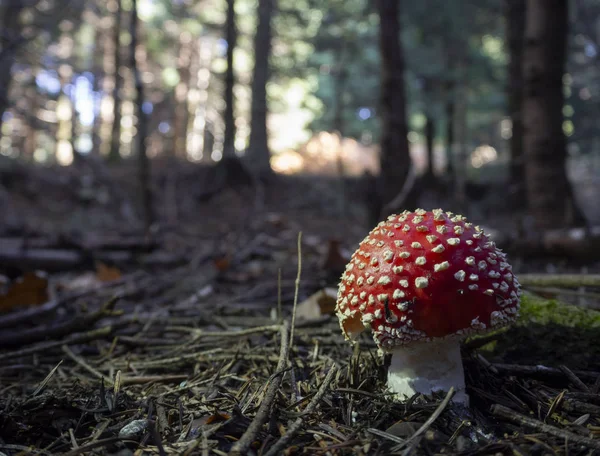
[336,209,521,351]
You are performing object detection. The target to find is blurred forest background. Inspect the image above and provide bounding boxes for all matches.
[1,0,600,255]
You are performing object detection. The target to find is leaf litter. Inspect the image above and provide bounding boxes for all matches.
[1,180,600,454]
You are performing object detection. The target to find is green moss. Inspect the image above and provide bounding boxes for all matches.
[474,293,600,369]
[517,293,600,328]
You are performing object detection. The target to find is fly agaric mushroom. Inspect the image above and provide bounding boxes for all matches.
[335,209,520,404]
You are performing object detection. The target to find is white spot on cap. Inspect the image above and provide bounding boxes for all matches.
[415,256,426,265]
[394,240,404,247]
[426,235,438,243]
[447,238,460,246]
[383,250,394,262]
[484,289,494,296]
[393,289,405,299]
[370,258,379,266]
[402,225,410,232]
[367,277,375,285]
[434,261,450,272]
[399,252,410,259]
[478,261,487,270]
[433,209,444,221]
[465,256,475,266]
[436,225,448,234]
[392,265,404,274]
[412,216,424,224]
[399,279,409,288]
[416,225,429,232]
[415,208,426,215]
[453,226,464,235]
[374,308,382,319]
[466,240,473,245]
[455,270,466,281]
[377,276,391,285]
[468,284,479,291]
[432,244,445,253]
[469,274,479,281]
[360,291,367,299]
[415,277,429,288]
[411,242,423,249]
[357,277,364,286]
[377,294,388,302]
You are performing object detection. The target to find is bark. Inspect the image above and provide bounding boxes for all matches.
[173,38,193,158]
[376,0,413,214]
[131,0,153,234]
[222,0,237,159]
[247,0,275,175]
[0,2,24,138]
[506,0,526,208]
[109,0,123,162]
[523,0,586,229]
[424,115,435,179]
[444,96,454,178]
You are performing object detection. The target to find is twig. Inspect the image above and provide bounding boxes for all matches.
[491,404,600,450]
[62,345,112,386]
[289,231,303,347]
[0,297,120,348]
[0,326,113,362]
[31,360,63,397]
[559,365,591,392]
[492,363,599,381]
[228,321,290,456]
[392,387,455,453]
[264,363,338,456]
[518,274,600,288]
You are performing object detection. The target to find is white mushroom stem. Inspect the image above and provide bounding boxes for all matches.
[386,339,468,404]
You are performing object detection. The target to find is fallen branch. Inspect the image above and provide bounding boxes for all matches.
[0,297,120,348]
[491,404,600,450]
[518,274,600,288]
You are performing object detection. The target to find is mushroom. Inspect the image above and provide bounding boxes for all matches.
[335,209,521,404]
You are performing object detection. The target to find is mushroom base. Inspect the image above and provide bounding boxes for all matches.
[387,339,468,405]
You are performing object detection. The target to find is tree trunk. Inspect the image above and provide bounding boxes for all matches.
[424,115,435,179]
[506,0,526,208]
[0,3,24,139]
[376,0,413,215]
[247,0,275,175]
[109,0,122,162]
[444,97,454,178]
[223,0,237,159]
[523,0,586,229]
[131,0,153,234]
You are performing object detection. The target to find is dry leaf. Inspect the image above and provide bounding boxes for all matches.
[0,271,49,313]
[96,262,122,282]
[295,288,337,321]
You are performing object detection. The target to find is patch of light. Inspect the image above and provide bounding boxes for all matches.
[34,148,49,163]
[500,118,512,139]
[158,121,170,134]
[142,101,153,114]
[215,38,228,57]
[470,144,497,169]
[56,140,74,166]
[75,134,93,154]
[271,151,304,174]
[407,131,419,143]
[56,98,72,121]
[358,107,371,120]
[121,116,133,129]
[211,148,223,162]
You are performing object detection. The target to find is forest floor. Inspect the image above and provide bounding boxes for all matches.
[1,158,600,455]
